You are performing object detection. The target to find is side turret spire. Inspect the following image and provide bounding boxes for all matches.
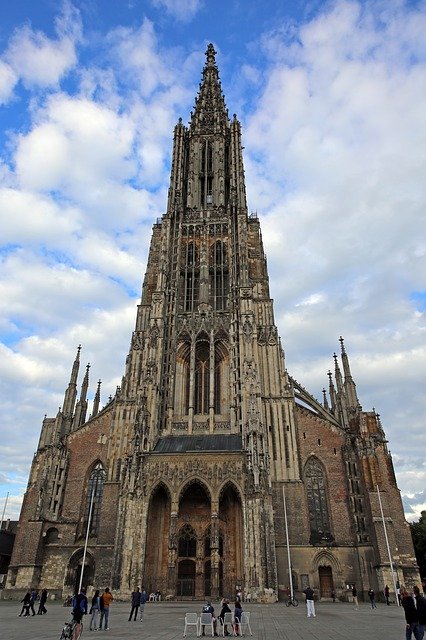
[73,363,90,430]
[339,336,361,410]
[92,379,102,418]
[62,345,81,417]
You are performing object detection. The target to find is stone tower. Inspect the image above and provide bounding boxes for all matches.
[5,45,418,602]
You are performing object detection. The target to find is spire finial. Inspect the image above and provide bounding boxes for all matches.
[205,43,217,67]
[339,335,346,354]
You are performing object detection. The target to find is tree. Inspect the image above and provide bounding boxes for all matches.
[410,510,426,579]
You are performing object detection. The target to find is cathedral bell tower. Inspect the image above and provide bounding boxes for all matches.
[107,44,301,600]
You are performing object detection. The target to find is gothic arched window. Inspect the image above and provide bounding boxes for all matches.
[178,525,197,557]
[194,341,210,415]
[84,462,106,536]
[182,240,199,312]
[304,457,332,543]
[210,241,228,310]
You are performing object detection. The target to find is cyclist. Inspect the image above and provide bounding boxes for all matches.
[72,588,88,639]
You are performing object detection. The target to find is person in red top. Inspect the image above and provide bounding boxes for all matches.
[99,588,114,631]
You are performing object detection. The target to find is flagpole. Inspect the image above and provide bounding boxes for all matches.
[282,484,294,601]
[78,486,96,593]
[0,492,9,531]
[376,485,399,606]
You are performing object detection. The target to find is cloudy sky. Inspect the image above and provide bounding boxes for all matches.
[0,0,425,523]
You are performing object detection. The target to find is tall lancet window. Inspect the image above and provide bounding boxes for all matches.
[194,340,210,415]
[304,457,332,544]
[182,239,199,312]
[84,462,106,536]
[210,240,229,310]
[200,141,214,206]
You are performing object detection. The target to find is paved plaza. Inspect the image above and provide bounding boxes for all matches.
[0,598,407,640]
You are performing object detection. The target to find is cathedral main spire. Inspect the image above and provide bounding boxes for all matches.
[190,43,229,135]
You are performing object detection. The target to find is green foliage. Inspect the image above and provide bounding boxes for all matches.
[410,510,426,578]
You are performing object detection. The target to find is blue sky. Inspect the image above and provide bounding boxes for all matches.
[0,0,425,523]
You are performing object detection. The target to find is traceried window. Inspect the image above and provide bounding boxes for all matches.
[210,240,229,310]
[200,141,214,206]
[194,341,210,415]
[182,240,199,312]
[304,457,332,544]
[83,462,106,536]
[178,525,197,557]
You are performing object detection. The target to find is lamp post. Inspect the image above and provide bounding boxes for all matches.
[282,484,294,601]
[78,485,96,594]
[376,485,399,606]
[0,492,9,531]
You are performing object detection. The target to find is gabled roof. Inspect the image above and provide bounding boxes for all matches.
[153,434,242,453]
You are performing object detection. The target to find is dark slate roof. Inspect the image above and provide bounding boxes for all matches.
[153,434,243,454]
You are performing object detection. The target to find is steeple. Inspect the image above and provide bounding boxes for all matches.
[339,336,361,410]
[190,43,229,135]
[62,345,81,417]
[73,363,90,430]
[92,379,102,418]
[333,352,349,428]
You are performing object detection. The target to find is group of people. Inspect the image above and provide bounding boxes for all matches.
[71,586,114,632]
[129,586,148,621]
[200,597,244,636]
[18,589,48,616]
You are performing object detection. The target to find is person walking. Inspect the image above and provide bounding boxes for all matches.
[89,589,101,631]
[139,586,148,621]
[29,589,37,616]
[129,587,141,621]
[352,585,359,610]
[18,591,31,617]
[414,586,426,640]
[303,585,316,617]
[37,588,48,614]
[99,587,113,631]
[384,585,390,606]
[401,585,420,640]
[368,588,377,609]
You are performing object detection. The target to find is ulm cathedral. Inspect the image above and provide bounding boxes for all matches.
[5,45,418,602]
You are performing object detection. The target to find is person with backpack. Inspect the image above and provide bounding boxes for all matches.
[89,589,101,631]
[72,588,88,639]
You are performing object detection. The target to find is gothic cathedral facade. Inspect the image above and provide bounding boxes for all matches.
[5,45,418,602]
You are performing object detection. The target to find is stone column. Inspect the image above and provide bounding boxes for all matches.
[210,510,220,598]
[167,511,178,595]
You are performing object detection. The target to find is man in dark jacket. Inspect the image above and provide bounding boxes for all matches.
[414,586,426,637]
[303,586,316,617]
[401,586,420,640]
[129,587,141,621]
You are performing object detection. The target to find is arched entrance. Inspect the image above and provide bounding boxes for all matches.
[318,566,334,599]
[144,484,171,594]
[177,559,196,597]
[64,550,95,594]
[177,482,211,599]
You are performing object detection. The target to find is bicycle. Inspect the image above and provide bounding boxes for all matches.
[59,619,83,640]
[286,596,299,607]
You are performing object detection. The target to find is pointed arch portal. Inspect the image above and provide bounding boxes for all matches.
[144,480,243,599]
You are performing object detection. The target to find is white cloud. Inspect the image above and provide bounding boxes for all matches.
[150,0,203,22]
[0,60,17,104]
[4,2,82,89]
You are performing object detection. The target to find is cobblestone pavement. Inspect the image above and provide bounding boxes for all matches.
[0,599,406,640]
